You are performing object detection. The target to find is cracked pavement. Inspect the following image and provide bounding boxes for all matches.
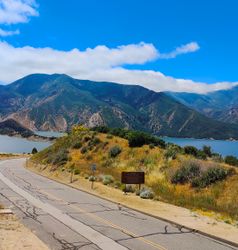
[0,158,237,250]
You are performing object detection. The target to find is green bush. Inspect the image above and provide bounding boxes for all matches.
[72,142,82,149]
[74,169,80,175]
[109,145,122,158]
[164,146,179,160]
[140,189,154,199]
[114,181,121,189]
[127,131,165,148]
[202,145,212,157]
[184,146,198,157]
[102,175,114,185]
[88,137,101,147]
[191,167,228,188]
[91,126,165,148]
[51,149,69,165]
[225,155,238,167]
[92,126,110,133]
[197,150,207,160]
[88,175,96,182]
[172,161,201,184]
[31,147,38,154]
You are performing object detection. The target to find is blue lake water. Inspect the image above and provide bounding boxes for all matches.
[0,135,51,154]
[163,137,238,157]
[34,131,66,138]
[0,131,237,157]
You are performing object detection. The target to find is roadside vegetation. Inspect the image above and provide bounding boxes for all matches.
[31,125,238,221]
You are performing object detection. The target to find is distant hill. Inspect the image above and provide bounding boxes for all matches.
[1,73,238,139]
[0,119,33,137]
[168,85,238,125]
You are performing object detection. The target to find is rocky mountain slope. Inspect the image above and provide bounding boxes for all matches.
[1,73,238,139]
[168,85,238,125]
[0,119,33,137]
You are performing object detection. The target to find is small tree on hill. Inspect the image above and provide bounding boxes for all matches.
[32,147,38,154]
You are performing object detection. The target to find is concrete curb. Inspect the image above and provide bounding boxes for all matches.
[0,209,13,215]
[26,161,238,249]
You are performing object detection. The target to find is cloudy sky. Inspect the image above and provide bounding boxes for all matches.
[0,0,237,93]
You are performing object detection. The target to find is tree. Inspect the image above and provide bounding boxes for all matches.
[202,145,212,157]
[32,147,38,154]
[184,146,198,157]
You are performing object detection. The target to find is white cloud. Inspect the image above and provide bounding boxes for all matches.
[159,42,200,59]
[0,28,19,36]
[0,41,236,94]
[0,0,38,37]
[0,0,38,24]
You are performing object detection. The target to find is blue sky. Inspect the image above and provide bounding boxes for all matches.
[0,0,237,93]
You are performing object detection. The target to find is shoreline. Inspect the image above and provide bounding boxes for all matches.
[0,133,55,143]
[161,135,238,142]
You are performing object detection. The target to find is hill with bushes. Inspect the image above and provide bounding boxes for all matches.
[31,125,238,221]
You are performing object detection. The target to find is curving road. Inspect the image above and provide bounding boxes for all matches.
[0,159,237,250]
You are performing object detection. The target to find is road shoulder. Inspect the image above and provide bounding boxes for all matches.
[0,213,49,250]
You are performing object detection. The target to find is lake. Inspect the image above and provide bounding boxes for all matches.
[34,131,66,138]
[163,137,238,157]
[0,132,237,157]
[0,135,51,154]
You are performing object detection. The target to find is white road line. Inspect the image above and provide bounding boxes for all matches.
[0,161,127,250]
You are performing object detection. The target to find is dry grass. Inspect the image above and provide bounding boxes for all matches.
[0,214,49,250]
[31,128,238,221]
[0,153,28,160]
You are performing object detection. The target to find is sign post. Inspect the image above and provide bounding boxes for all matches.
[90,164,97,189]
[121,172,145,194]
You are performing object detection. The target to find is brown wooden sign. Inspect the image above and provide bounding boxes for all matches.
[121,172,145,184]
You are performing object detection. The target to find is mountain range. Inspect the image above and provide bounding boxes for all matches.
[168,86,238,125]
[0,73,238,140]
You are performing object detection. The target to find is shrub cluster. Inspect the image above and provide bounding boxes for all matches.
[91,126,165,148]
[49,148,69,166]
[191,167,228,188]
[72,142,82,149]
[172,161,201,184]
[31,147,38,154]
[102,175,114,185]
[88,137,101,147]
[225,155,238,167]
[172,160,230,188]
[183,145,219,160]
[74,169,80,175]
[139,188,154,199]
[164,144,181,160]
[127,131,165,148]
[108,145,122,158]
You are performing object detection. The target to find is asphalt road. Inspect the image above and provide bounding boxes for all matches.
[0,159,237,250]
